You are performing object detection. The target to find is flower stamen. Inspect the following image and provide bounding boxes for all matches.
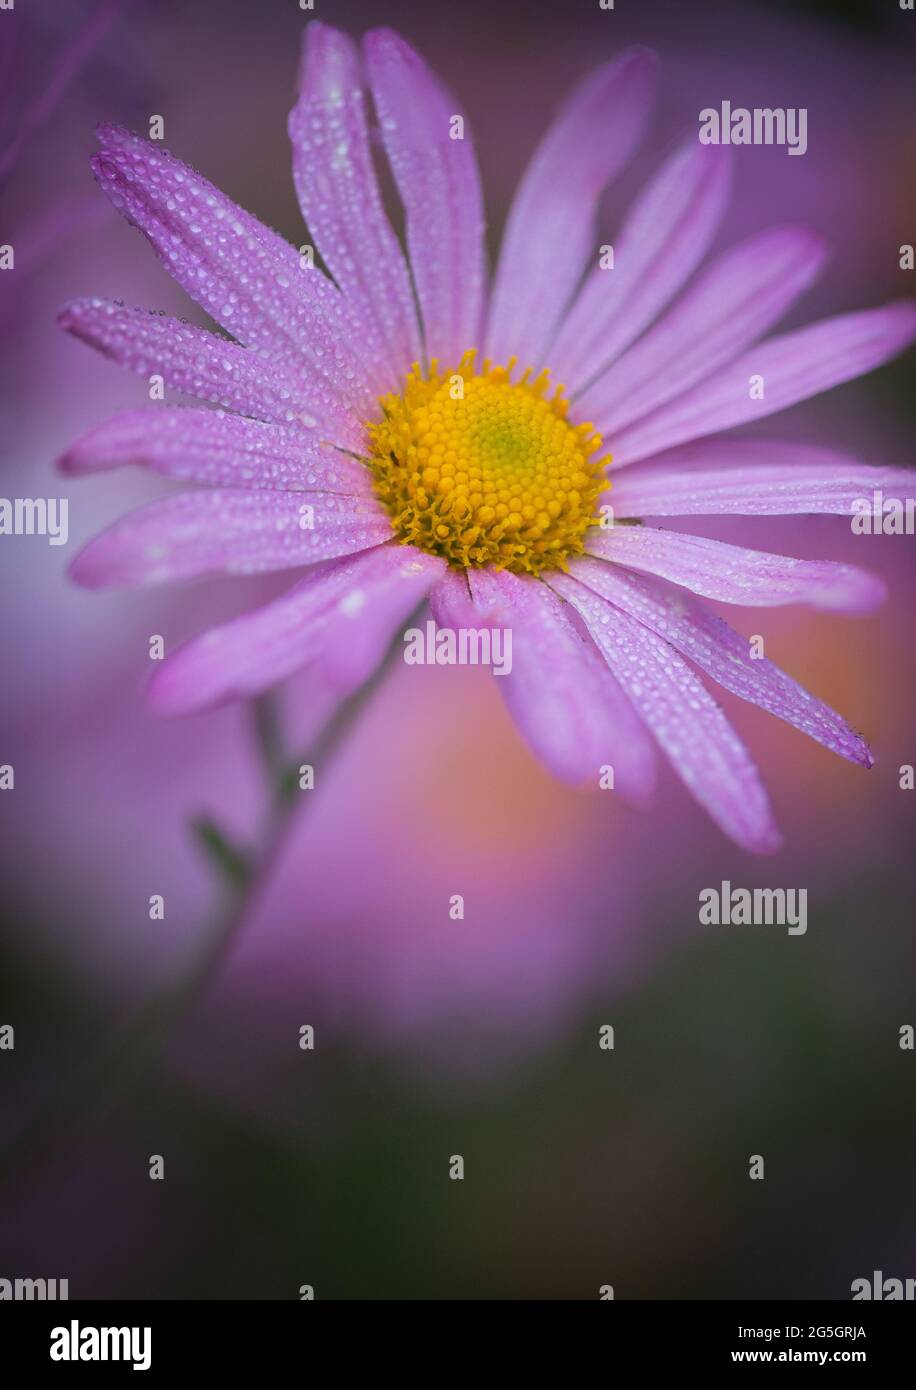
[366,350,610,575]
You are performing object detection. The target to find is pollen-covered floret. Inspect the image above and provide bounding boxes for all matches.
[367,350,610,575]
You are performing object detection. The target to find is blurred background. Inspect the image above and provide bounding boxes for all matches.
[0,0,914,1299]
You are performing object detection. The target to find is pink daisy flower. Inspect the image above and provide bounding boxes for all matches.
[60,22,916,852]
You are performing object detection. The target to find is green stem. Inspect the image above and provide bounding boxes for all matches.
[251,690,287,799]
[1,606,419,1189]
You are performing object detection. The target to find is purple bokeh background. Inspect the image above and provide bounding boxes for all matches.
[1,0,914,1298]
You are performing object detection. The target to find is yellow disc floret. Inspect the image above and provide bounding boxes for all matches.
[366,350,610,576]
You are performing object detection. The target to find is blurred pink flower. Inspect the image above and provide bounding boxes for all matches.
[58,22,916,851]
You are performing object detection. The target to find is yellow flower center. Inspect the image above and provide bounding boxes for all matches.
[366,351,610,576]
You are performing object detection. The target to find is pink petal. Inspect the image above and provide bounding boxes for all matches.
[59,407,374,496]
[550,573,781,853]
[289,23,422,390]
[92,124,372,411]
[588,525,886,612]
[364,28,486,367]
[149,545,443,715]
[570,557,873,766]
[580,226,827,437]
[466,569,657,801]
[69,489,392,588]
[318,548,446,694]
[58,298,364,451]
[485,48,657,370]
[610,440,916,516]
[612,301,916,464]
[550,140,732,393]
[427,567,477,629]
